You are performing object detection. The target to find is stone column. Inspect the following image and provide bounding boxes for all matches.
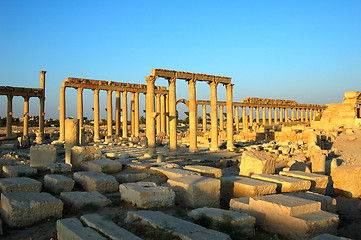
[23,96,29,136]
[115,91,121,136]
[262,107,266,126]
[65,119,79,167]
[168,78,177,152]
[210,81,219,151]
[188,79,197,152]
[268,107,272,125]
[285,108,288,122]
[279,107,283,123]
[274,108,278,124]
[226,83,235,150]
[234,106,239,132]
[6,95,13,137]
[202,104,207,132]
[39,71,46,142]
[296,108,299,120]
[300,108,304,122]
[242,107,247,131]
[146,76,156,155]
[256,107,260,124]
[77,88,83,143]
[307,108,310,122]
[131,92,135,136]
[291,108,295,121]
[249,107,253,126]
[219,105,224,131]
[134,92,139,137]
[93,89,100,141]
[160,94,166,134]
[107,90,112,137]
[122,91,128,138]
[165,94,170,135]
[59,86,66,142]
[156,93,161,136]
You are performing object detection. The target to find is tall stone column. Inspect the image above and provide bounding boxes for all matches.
[107,90,112,137]
[168,78,177,152]
[209,81,219,151]
[274,108,278,124]
[165,94,170,136]
[134,92,139,137]
[202,104,207,132]
[242,107,247,131]
[115,91,121,136]
[188,79,197,152]
[160,94,166,134]
[219,105,224,131]
[256,107,260,124]
[279,107,283,123]
[285,108,288,122]
[307,108,310,122]
[156,93,161,136]
[300,108,304,122]
[39,71,46,142]
[23,96,29,136]
[146,76,156,155]
[296,108,299,120]
[268,107,272,125]
[59,86,66,142]
[93,89,100,141]
[249,107,253,126]
[77,88,83,143]
[6,95,12,138]
[131,92,135,136]
[291,108,295,121]
[262,107,266,126]
[234,106,239,132]
[122,91,128,138]
[226,83,235,150]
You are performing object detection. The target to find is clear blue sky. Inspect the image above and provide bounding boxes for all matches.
[1,0,360,120]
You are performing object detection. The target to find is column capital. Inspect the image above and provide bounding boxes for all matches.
[39,70,47,74]
[77,87,83,93]
[187,78,197,85]
[93,88,100,94]
[168,77,176,84]
[23,96,30,101]
[208,80,218,87]
[225,83,234,88]
[145,75,156,84]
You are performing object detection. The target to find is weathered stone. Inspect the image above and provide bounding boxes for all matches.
[65,119,79,167]
[57,217,106,240]
[126,210,231,240]
[279,171,329,194]
[44,174,75,194]
[311,233,351,240]
[183,165,222,178]
[119,182,175,209]
[239,150,275,176]
[1,192,63,227]
[229,197,254,216]
[87,158,122,173]
[251,174,311,193]
[73,171,118,193]
[168,175,220,208]
[0,158,16,167]
[331,164,361,198]
[286,191,337,213]
[0,177,41,193]
[30,144,57,168]
[150,166,200,179]
[71,146,102,170]
[2,165,37,178]
[45,163,72,173]
[115,172,150,183]
[60,191,111,209]
[289,161,311,172]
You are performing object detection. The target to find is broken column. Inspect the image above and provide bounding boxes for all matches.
[65,119,79,166]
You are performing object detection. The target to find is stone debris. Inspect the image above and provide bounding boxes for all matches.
[0,177,41,193]
[44,174,75,194]
[150,166,200,179]
[45,163,72,173]
[57,217,106,240]
[86,158,123,173]
[60,191,112,209]
[115,172,150,183]
[239,150,276,176]
[71,146,102,170]
[279,171,329,194]
[2,165,37,178]
[331,164,361,198]
[286,191,337,213]
[30,144,57,168]
[73,171,119,193]
[183,165,222,178]
[251,174,311,193]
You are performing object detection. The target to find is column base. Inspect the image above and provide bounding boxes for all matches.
[210,147,219,152]
[227,145,236,151]
[189,147,198,153]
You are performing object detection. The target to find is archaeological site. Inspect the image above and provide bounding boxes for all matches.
[0,69,361,240]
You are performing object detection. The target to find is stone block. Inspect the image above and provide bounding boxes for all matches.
[239,150,276,176]
[2,165,37,178]
[0,177,41,193]
[44,174,75,194]
[229,197,254,216]
[188,207,256,238]
[251,174,311,193]
[65,119,79,166]
[30,144,57,168]
[80,213,142,240]
[126,210,231,240]
[57,217,106,240]
[183,165,222,178]
[71,146,102,170]
[279,171,329,194]
[168,175,220,208]
[150,166,200,179]
[73,171,118,193]
[60,191,111,209]
[0,158,16,167]
[119,182,175,208]
[286,191,337,213]
[45,163,72,173]
[331,164,361,198]
[87,158,123,173]
[1,192,63,227]
[115,172,150,183]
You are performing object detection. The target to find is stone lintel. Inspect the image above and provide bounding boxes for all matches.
[0,86,44,98]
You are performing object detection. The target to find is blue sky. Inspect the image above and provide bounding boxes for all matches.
[0,0,360,120]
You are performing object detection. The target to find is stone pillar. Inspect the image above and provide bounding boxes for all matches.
[65,119,79,167]
[234,106,239,132]
[146,76,156,155]
[156,93,161,136]
[59,87,66,142]
[300,108,304,122]
[131,92,135,136]
[106,90,113,138]
[242,107,247,131]
[291,108,295,121]
[134,92,139,137]
[268,107,272,125]
[296,108,300,120]
[168,78,177,152]
[39,71,46,142]
[188,79,197,152]
[226,83,235,151]
[219,105,224,131]
[249,107,253,126]
[279,107,283,123]
[165,94,170,136]
[77,88,83,143]
[93,89,100,141]
[202,104,207,132]
[285,108,288,122]
[255,107,260,124]
[23,96,29,136]
[262,107,266,126]
[306,108,310,122]
[115,91,121,136]
[122,91,128,138]
[209,81,219,151]
[274,108,278,124]
[160,94,166,134]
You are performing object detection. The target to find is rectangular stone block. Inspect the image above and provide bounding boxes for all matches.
[30,144,57,167]
[2,165,37,178]
[150,167,200,179]
[115,172,150,183]
[239,150,276,176]
[331,164,361,198]
[45,163,72,173]
[87,158,122,173]
[44,174,75,194]
[1,192,63,227]
[0,177,41,193]
[229,197,254,217]
[168,175,220,208]
[119,182,175,208]
[73,171,118,193]
[286,191,337,213]
[251,174,311,193]
[60,191,111,209]
[57,217,106,240]
[279,171,329,194]
[183,165,222,178]
[71,146,102,170]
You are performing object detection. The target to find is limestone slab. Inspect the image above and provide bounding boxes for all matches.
[183,165,222,178]
[229,197,254,216]
[87,158,123,173]
[1,192,63,227]
[286,191,337,213]
[45,163,72,173]
[60,191,111,209]
[115,172,150,183]
[2,165,37,178]
[331,164,361,198]
[126,210,231,240]
[150,166,200,179]
[73,171,118,193]
[0,177,41,193]
[251,174,311,193]
[239,150,276,176]
[71,146,102,170]
[44,174,74,194]
[30,144,57,167]
[57,217,106,240]
[279,171,329,194]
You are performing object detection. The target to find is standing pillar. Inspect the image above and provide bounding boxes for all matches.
[234,106,239,132]
[160,94,166,134]
[156,93,161,136]
[209,81,219,151]
[131,92,135,136]
[93,89,100,141]
[59,86,66,142]
[249,107,253,126]
[107,90,112,137]
[77,88,83,143]
[285,108,288,122]
[296,108,300,120]
[168,78,177,152]
[226,83,235,150]
[262,107,266,126]
[146,76,156,155]
[307,108,310,122]
[274,108,278,124]
[165,94,170,136]
[291,108,295,121]
[6,95,12,137]
[219,105,224,131]
[268,107,272,125]
[188,79,197,152]
[39,71,46,142]
[122,91,128,138]
[255,107,260,124]
[23,96,29,136]
[115,91,121,136]
[279,107,283,123]
[301,108,305,122]
[242,107,247,131]
[134,92,139,137]
[202,104,207,132]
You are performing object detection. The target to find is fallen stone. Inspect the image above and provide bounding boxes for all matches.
[57,217,106,240]
[331,164,361,198]
[286,191,337,213]
[44,174,75,194]
[229,197,254,216]
[87,158,123,173]
[239,150,276,176]
[251,174,311,193]
[2,165,37,178]
[289,161,311,172]
[279,171,329,194]
[30,144,57,168]
[0,158,16,167]
[115,172,150,183]
[71,146,102,170]
[45,163,72,173]
[73,171,118,193]
[150,166,200,179]
[183,165,222,178]
[60,191,111,209]
[0,177,41,193]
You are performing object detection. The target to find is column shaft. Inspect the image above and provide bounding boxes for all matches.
[77,88,83,143]
[59,87,66,142]
[6,95,13,137]
[262,107,266,125]
[156,93,161,136]
[115,91,121,136]
[256,107,260,124]
[39,71,46,142]
[169,78,177,152]
[219,105,224,131]
[165,94,170,135]
[188,79,197,152]
[93,89,100,141]
[160,95,166,134]
[249,107,253,126]
[279,107,283,123]
[131,92,135,136]
[226,83,235,150]
[210,81,219,151]
[134,92,139,137]
[274,108,278,124]
[122,91,128,138]
[202,104,207,132]
[23,97,29,136]
[242,107,247,131]
[234,106,239,132]
[146,76,156,155]
[107,90,112,137]
[268,107,272,125]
